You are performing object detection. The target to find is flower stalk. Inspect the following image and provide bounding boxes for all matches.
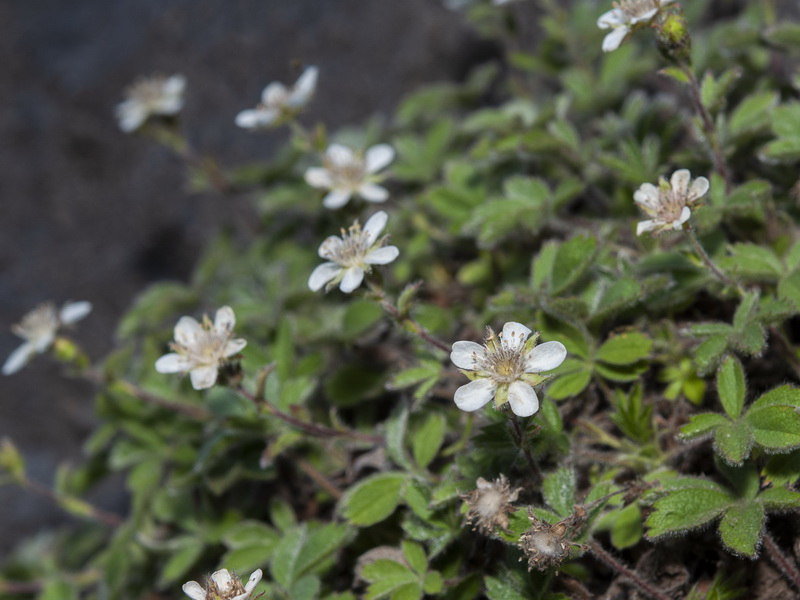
[589,539,672,600]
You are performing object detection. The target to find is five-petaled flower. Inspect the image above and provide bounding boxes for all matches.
[308,211,399,294]
[115,74,186,133]
[304,143,394,209]
[2,301,92,376]
[182,568,262,600]
[634,168,709,236]
[597,0,673,52]
[450,322,567,417]
[155,306,247,390]
[235,66,318,129]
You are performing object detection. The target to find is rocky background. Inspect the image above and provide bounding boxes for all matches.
[0,0,478,556]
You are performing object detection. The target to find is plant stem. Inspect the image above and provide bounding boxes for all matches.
[682,66,732,191]
[763,532,800,591]
[373,287,451,353]
[510,416,541,484]
[589,540,672,600]
[683,223,743,294]
[22,477,124,527]
[235,385,384,444]
[294,456,343,499]
[768,326,800,382]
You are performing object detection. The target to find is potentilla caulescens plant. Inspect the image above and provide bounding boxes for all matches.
[115,73,186,133]
[5,2,800,599]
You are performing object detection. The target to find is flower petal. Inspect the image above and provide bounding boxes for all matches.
[339,267,365,293]
[362,211,388,245]
[190,365,219,390]
[326,144,355,167]
[164,74,186,98]
[508,380,539,417]
[670,169,691,198]
[364,246,399,265]
[322,190,352,209]
[262,81,288,106]
[2,342,35,375]
[289,66,318,107]
[364,144,395,173]
[245,569,263,594]
[224,338,247,357]
[501,322,532,350]
[211,569,234,591]
[672,205,692,229]
[182,581,206,600]
[597,8,625,28]
[454,378,496,412]
[116,103,147,132]
[319,235,344,260]
[214,306,236,332]
[630,8,658,25]
[450,340,486,370]
[236,108,278,129]
[636,219,659,236]
[155,353,192,374]
[305,167,333,189]
[60,301,92,325]
[688,176,710,202]
[33,331,56,353]
[525,341,567,373]
[358,183,389,203]
[308,262,341,292]
[175,316,202,346]
[602,26,629,52]
[633,183,660,210]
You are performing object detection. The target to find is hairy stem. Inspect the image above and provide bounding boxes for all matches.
[589,540,672,600]
[294,456,343,499]
[763,532,800,591]
[683,223,743,294]
[682,66,732,191]
[510,416,542,484]
[235,385,384,444]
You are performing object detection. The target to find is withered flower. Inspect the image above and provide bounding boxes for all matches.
[518,507,586,571]
[461,474,522,535]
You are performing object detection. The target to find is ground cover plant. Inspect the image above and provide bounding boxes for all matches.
[2,0,800,598]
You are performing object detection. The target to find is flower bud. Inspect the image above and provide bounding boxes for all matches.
[656,9,692,65]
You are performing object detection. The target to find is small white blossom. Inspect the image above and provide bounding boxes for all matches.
[182,568,262,600]
[308,211,399,294]
[236,66,318,129]
[634,168,709,236]
[2,301,92,376]
[597,0,673,52]
[451,322,566,417]
[115,74,186,133]
[305,143,394,210]
[155,306,246,390]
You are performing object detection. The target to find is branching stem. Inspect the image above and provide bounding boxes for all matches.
[589,540,672,600]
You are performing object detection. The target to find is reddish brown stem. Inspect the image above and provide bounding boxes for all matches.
[763,532,800,592]
[589,540,672,600]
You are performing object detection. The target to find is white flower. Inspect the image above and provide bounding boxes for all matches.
[236,66,318,129]
[183,568,262,600]
[155,306,247,390]
[308,211,399,294]
[597,0,673,52]
[305,143,395,209]
[634,168,710,236]
[2,301,92,376]
[115,74,186,133]
[451,322,567,417]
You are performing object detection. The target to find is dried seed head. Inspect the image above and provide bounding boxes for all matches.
[518,507,586,572]
[461,474,522,535]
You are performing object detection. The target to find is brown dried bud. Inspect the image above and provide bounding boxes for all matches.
[461,474,522,535]
[518,507,586,572]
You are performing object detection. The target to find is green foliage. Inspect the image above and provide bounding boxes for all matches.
[5,1,800,598]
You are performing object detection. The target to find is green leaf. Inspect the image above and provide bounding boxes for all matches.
[222,544,277,574]
[343,300,384,339]
[717,356,746,419]
[713,421,754,466]
[158,542,204,586]
[542,467,576,517]
[718,502,764,557]
[722,245,782,281]
[764,23,800,48]
[39,581,77,600]
[595,332,652,366]
[729,91,779,136]
[531,242,558,290]
[340,472,407,526]
[694,335,729,375]
[484,574,530,600]
[680,413,728,439]
[270,525,306,588]
[325,364,384,407]
[646,485,734,538]
[545,361,591,400]
[610,503,643,550]
[402,540,427,575]
[361,559,419,600]
[411,413,446,470]
[290,575,321,600]
[757,486,800,510]
[422,571,443,594]
[746,405,800,452]
[750,385,800,410]
[295,522,353,579]
[550,234,597,295]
